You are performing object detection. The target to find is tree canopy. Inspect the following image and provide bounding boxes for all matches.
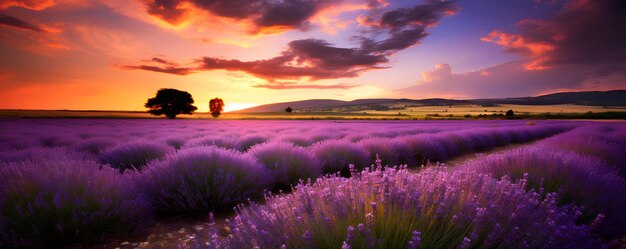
[145,88,197,119]
[210,98,224,118]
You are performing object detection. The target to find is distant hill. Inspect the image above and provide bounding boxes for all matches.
[506,90,626,106]
[236,90,626,113]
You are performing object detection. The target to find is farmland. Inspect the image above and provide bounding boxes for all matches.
[2,105,626,121]
[0,119,624,248]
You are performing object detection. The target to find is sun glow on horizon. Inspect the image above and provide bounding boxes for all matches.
[223,102,259,112]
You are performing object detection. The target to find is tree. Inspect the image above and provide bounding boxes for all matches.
[209,98,224,118]
[505,109,515,119]
[285,107,293,113]
[145,88,197,119]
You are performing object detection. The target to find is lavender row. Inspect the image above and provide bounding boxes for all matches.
[183,164,604,249]
[0,159,153,248]
[114,123,572,218]
[461,124,626,239]
[0,120,600,247]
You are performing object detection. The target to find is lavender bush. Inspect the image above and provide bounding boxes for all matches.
[140,147,272,216]
[464,148,626,239]
[0,160,152,248]
[248,142,321,191]
[541,132,626,177]
[0,147,85,164]
[74,137,118,154]
[98,141,170,173]
[398,135,449,164]
[193,165,603,249]
[311,139,371,176]
[235,134,268,152]
[359,137,416,167]
[164,137,187,150]
[188,136,238,150]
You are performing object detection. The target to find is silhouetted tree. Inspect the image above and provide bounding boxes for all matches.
[145,88,197,119]
[505,109,515,119]
[285,107,293,113]
[210,98,224,118]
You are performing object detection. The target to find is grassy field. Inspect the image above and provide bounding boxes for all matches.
[350,104,626,117]
[1,103,625,120]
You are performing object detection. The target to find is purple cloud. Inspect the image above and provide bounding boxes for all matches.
[0,14,43,32]
[126,1,459,87]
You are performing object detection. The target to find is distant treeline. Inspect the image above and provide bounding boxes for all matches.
[471,111,626,120]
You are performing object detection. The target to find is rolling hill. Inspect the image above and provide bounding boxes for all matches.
[236,90,626,113]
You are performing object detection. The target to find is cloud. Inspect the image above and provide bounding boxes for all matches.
[145,0,188,25]
[402,0,626,99]
[149,57,180,66]
[120,64,193,75]
[194,39,388,81]
[0,0,55,10]
[253,82,359,90]
[126,0,459,87]
[358,0,459,54]
[481,0,626,71]
[401,60,625,99]
[0,14,44,32]
[143,0,336,33]
[378,0,458,30]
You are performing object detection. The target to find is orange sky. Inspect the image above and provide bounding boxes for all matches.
[0,0,624,111]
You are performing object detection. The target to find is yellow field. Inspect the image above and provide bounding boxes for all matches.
[0,110,405,120]
[365,104,626,117]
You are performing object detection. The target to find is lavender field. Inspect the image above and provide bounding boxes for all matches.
[0,119,625,248]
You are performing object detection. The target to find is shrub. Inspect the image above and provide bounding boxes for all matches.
[487,130,512,146]
[358,137,416,167]
[0,147,84,164]
[400,135,449,164]
[464,148,626,239]
[0,135,33,151]
[235,135,268,152]
[542,135,626,177]
[193,166,602,249]
[430,134,461,159]
[188,136,238,150]
[0,160,152,248]
[37,136,76,148]
[274,135,311,147]
[311,139,371,176]
[164,137,186,150]
[98,141,169,173]
[248,142,321,191]
[74,137,118,155]
[140,147,271,216]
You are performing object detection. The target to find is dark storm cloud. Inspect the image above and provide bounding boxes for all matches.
[359,0,459,54]
[129,1,459,85]
[482,0,626,70]
[378,0,458,30]
[145,0,332,31]
[195,39,388,81]
[146,0,187,25]
[360,28,428,53]
[0,14,43,32]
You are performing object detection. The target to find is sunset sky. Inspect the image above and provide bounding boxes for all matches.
[0,0,624,112]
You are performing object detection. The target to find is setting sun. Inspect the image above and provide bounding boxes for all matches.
[223,103,259,113]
